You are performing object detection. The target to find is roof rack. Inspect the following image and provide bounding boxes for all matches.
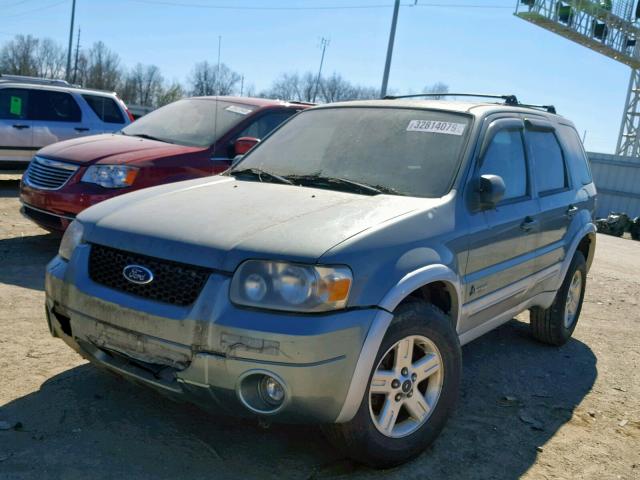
[0,74,77,87]
[383,92,557,114]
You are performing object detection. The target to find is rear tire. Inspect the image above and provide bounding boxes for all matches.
[530,251,586,346]
[630,219,640,241]
[326,301,461,469]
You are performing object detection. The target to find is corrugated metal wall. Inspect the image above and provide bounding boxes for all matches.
[588,152,640,218]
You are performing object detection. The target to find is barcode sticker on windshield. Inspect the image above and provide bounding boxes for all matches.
[225,105,252,115]
[407,120,466,136]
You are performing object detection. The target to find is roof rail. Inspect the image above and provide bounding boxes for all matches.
[383,92,557,114]
[0,74,76,87]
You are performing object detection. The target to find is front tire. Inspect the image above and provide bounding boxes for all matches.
[326,302,461,468]
[530,251,587,346]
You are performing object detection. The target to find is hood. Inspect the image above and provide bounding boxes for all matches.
[79,176,433,272]
[37,133,205,166]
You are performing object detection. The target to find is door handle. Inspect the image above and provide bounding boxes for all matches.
[74,127,90,132]
[12,124,29,130]
[520,216,538,232]
[566,205,579,217]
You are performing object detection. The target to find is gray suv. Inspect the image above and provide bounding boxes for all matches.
[0,75,131,168]
[45,95,596,468]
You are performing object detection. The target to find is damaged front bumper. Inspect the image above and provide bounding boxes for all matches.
[45,247,380,423]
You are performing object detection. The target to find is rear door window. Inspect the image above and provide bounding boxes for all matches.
[526,130,568,194]
[29,90,81,122]
[82,94,125,124]
[0,88,29,120]
[479,129,528,201]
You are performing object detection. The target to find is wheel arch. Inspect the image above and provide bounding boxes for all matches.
[378,264,462,330]
[576,230,596,273]
[562,223,596,283]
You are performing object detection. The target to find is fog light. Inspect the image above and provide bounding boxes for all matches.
[260,375,285,406]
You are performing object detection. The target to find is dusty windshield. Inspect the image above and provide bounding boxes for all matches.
[231,106,471,197]
[122,98,256,147]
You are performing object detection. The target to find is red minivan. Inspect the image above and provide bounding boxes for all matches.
[20,96,309,231]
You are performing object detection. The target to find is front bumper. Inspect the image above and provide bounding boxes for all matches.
[19,181,130,231]
[45,247,383,423]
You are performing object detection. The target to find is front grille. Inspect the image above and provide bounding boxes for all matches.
[88,244,211,306]
[24,156,79,190]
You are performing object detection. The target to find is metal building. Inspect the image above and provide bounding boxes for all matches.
[588,152,640,216]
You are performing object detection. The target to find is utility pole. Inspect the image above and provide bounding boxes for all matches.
[66,0,77,81]
[240,75,244,96]
[380,0,400,98]
[313,37,329,103]
[72,27,81,84]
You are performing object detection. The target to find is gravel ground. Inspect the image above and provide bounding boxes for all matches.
[0,176,638,480]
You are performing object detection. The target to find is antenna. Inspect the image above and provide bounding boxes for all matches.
[212,35,222,158]
[313,37,330,103]
[216,35,222,96]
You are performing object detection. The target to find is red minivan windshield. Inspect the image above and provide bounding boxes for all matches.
[121,98,257,147]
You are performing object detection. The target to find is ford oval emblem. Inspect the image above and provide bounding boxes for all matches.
[122,265,154,285]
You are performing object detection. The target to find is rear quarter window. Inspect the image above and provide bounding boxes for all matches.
[82,94,125,124]
[558,124,593,185]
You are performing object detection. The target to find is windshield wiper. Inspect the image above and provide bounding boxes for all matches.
[289,175,399,196]
[126,133,174,144]
[230,168,294,186]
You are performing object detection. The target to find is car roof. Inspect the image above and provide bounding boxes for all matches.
[190,95,313,109]
[0,82,119,98]
[310,99,566,123]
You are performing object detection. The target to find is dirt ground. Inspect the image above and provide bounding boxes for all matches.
[0,175,638,480]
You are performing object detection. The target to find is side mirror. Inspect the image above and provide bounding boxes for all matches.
[234,136,260,156]
[476,174,506,210]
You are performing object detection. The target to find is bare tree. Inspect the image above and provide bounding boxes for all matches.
[121,63,164,106]
[189,61,240,96]
[263,71,377,103]
[156,81,185,107]
[318,73,378,103]
[265,72,300,100]
[34,38,66,79]
[423,82,450,99]
[76,41,122,91]
[0,34,39,76]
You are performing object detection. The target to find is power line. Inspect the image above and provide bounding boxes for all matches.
[3,0,35,8]
[128,1,511,11]
[3,0,67,19]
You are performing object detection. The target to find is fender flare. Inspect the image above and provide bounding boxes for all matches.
[335,264,462,423]
[557,222,597,288]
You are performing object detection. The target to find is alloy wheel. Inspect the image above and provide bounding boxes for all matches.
[369,335,444,438]
[564,270,583,328]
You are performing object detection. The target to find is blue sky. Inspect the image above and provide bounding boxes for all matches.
[1,0,631,153]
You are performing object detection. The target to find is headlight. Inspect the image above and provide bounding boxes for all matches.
[230,260,352,312]
[59,220,84,260]
[81,165,138,188]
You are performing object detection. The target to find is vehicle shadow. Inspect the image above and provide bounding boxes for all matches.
[0,234,60,291]
[0,319,596,480]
